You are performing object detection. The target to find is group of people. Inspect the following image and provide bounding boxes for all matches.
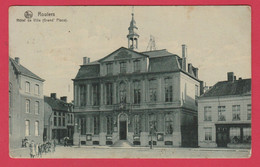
[29,140,56,158]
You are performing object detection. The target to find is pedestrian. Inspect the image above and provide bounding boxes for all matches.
[52,140,56,152]
[38,144,42,158]
[35,143,39,157]
[29,140,36,158]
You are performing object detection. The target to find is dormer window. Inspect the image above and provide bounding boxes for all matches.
[106,63,113,75]
[120,62,127,73]
[133,60,141,72]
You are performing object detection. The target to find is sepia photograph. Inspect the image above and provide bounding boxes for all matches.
[8,6,251,158]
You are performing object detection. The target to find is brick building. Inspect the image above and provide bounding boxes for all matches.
[72,13,202,147]
[44,93,74,144]
[198,72,251,148]
[9,57,45,149]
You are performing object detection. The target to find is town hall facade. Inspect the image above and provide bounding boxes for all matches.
[72,13,202,147]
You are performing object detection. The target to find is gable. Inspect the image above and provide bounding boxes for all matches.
[98,47,148,63]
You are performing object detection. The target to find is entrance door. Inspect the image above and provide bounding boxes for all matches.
[120,121,127,140]
[216,126,229,147]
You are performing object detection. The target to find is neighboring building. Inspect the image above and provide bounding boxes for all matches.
[9,57,45,149]
[198,72,251,148]
[44,93,74,144]
[72,13,202,147]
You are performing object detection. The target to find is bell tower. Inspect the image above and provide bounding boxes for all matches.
[127,11,139,50]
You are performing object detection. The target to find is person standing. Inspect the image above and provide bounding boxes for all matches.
[29,140,36,158]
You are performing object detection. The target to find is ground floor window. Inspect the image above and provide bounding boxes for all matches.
[204,127,212,141]
[230,127,241,144]
[243,127,251,143]
[149,114,157,135]
[165,113,173,134]
[80,118,86,135]
[25,120,30,136]
[133,115,141,135]
[107,116,113,135]
[35,121,39,136]
[94,116,100,135]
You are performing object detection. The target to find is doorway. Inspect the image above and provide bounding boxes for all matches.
[120,121,127,140]
[216,126,229,147]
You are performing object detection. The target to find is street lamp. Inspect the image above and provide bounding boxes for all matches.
[149,121,156,149]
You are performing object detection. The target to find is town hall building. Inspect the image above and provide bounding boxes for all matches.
[72,13,202,147]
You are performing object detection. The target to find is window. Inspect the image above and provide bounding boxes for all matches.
[133,115,141,135]
[25,120,30,136]
[106,63,113,75]
[106,83,113,105]
[119,82,126,103]
[79,85,86,106]
[62,114,65,126]
[230,127,241,143]
[58,116,61,126]
[120,62,127,73]
[218,106,226,121]
[80,118,86,135]
[247,104,251,120]
[165,113,173,134]
[35,101,39,115]
[195,85,199,98]
[165,78,173,102]
[9,83,12,108]
[71,115,73,124]
[26,99,30,113]
[243,127,251,143]
[94,116,100,135]
[35,121,39,136]
[54,117,57,126]
[35,84,39,95]
[149,79,157,102]
[92,84,100,106]
[232,105,241,121]
[204,106,212,121]
[107,116,113,135]
[9,116,12,135]
[133,60,141,72]
[204,127,212,141]
[149,114,157,135]
[25,81,30,93]
[133,81,141,104]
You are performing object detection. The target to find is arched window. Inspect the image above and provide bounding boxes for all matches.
[25,99,30,113]
[25,81,30,93]
[119,81,126,103]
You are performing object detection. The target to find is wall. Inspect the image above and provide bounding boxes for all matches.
[198,95,251,148]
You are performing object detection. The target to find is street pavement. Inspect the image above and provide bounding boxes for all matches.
[10,145,251,159]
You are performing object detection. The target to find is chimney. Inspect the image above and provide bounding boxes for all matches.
[227,72,235,82]
[239,77,242,80]
[50,93,56,99]
[83,57,90,65]
[182,44,187,71]
[188,63,192,74]
[60,96,67,102]
[15,57,20,65]
[193,67,198,78]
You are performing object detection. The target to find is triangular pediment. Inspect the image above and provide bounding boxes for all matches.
[98,47,148,63]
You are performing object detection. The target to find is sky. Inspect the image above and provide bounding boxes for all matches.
[9,6,251,102]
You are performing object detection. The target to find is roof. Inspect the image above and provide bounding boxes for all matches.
[142,49,179,58]
[9,57,44,81]
[74,63,100,79]
[200,79,251,98]
[148,55,181,72]
[44,96,73,112]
